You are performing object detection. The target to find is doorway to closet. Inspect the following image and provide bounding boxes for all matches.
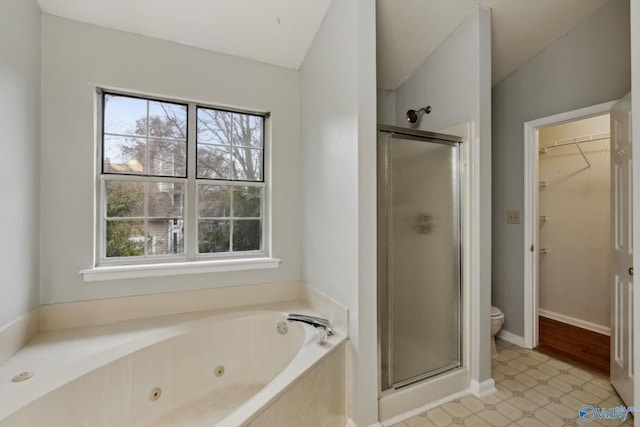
[535,114,611,376]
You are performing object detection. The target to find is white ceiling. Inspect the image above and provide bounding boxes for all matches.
[378,0,613,90]
[37,0,333,70]
[38,0,613,91]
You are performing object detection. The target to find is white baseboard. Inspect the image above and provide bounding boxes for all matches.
[0,307,40,365]
[344,419,381,427]
[470,378,496,397]
[538,309,610,336]
[497,329,525,347]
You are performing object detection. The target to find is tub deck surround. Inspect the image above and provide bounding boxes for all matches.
[299,283,349,336]
[244,342,348,426]
[36,281,348,334]
[0,302,348,426]
[0,307,39,366]
[39,281,302,331]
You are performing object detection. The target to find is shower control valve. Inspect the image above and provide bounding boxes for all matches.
[415,213,432,234]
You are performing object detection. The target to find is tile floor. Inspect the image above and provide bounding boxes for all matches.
[390,339,633,427]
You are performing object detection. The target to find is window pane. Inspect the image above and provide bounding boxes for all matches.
[103,136,145,174]
[104,94,187,178]
[106,220,145,257]
[233,187,261,217]
[148,101,187,139]
[197,108,264,182]
[147,219,184,255]
[199,220,230,253]
[232,114,263,148]
[106,181,144,218]
[104,95,147,136]
[197,145,232,179]
[149,139,186,177]
[232,148,263,181]
[198,185,230,217]
[197,108,233,145]
[233,220,261,252]
[149,183,184,218]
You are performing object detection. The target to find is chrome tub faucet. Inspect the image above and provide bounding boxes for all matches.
[287,314,334,345]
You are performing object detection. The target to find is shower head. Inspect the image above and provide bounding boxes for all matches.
[406,106,432,123]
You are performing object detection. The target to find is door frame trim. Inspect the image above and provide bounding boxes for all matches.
[523,100,618,349]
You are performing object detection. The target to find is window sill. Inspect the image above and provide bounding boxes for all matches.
[79,257,282,282]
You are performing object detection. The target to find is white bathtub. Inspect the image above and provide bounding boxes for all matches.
[0,310,347,427]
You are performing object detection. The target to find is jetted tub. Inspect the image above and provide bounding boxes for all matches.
[0,310,347,427]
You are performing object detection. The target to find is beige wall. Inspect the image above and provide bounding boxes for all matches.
[40,16,302,303]
[300,1,378,423]
[492,0,630,337]
[0,0,41,330]
[538,115,610,329]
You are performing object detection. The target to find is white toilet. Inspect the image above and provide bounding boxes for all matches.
[491,306,505,357]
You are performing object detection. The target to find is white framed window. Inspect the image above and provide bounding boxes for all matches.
[97,90,267,266]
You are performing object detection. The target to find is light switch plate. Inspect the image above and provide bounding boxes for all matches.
[507,210,521,224]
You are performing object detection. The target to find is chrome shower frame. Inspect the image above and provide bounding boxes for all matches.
[377,125,464,391]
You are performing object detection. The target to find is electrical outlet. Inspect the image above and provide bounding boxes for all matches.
[507,210,521,224]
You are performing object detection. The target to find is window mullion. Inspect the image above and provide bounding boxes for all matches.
[145,100,150,176]
[143,182,149,257]
[143,101,150,258]
[261,185,266,253]
[187,103,198,260]
[229,188,234,252]
[100,177,106,262]
[230,112,235,180]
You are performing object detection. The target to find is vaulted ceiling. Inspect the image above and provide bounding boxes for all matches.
[37,0,333,70]
[376,0,613,90]
[38,0,614,91]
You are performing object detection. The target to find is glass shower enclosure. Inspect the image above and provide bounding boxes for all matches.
[378,125,463,391]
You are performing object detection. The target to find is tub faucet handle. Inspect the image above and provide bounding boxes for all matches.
[315,328,329,346]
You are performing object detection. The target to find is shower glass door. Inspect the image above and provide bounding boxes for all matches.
[378,126,462,390]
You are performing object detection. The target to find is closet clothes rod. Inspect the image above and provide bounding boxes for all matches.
[540,132,610,150]
[540,132,610,169]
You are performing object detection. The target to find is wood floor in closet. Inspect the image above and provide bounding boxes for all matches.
[536,316,609,377]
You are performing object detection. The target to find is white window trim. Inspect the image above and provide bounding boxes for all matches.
[81,88,275,281]
[80,257,281,282]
